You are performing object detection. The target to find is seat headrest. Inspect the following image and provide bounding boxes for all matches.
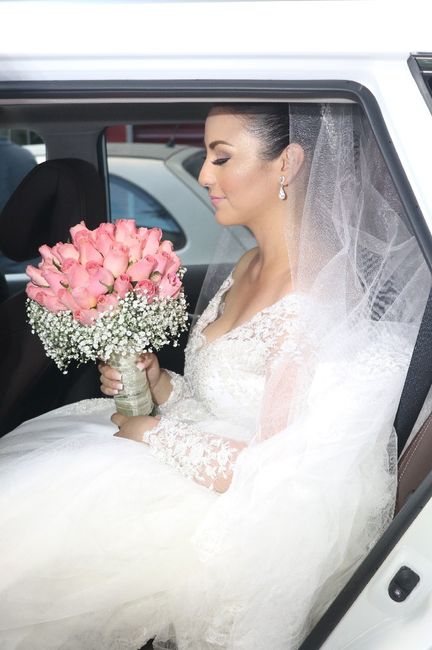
[0,158,107,261]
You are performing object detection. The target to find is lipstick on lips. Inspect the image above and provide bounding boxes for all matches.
[210,196,225,207]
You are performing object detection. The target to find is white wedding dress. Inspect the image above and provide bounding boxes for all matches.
[0,273,306,649]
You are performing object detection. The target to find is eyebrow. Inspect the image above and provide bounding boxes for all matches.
[206,139,234,149]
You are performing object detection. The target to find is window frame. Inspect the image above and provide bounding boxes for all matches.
[409,54,432,118]
[1,78,431,646]
[1,78,430,269]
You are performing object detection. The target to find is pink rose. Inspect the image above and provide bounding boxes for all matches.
[70,221,92,245]
[96,293,119,313]
[128,255,156,282]
[94,222,115,238]
[52,242,80,263]
[39,244,62,267]
[158,239,174,254]
[114,219,137,243]
[26,282,42,302]
[103,243,130,278]
[71,287,98,309]
[56,288,81,311]
[141,228,162,257]
[62,259,90,289]
[42,293,68,312]
[26,282,55,305]
[137,227,148,241]
[135,279,157,303]
[86,262,114,296]
[110,221,142,261]
[26,264,49,287]
[165,253,181,275]
[93,230,114,257]
[78,238,104,266]
[153,251,171,275]
[158,272,182,299]
[27,284,67,312]
[41,267,68,293]
[73,308,98,326]
[127,237,143,262]
[113,274,133,299]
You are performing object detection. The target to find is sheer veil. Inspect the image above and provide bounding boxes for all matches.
[155,104,431,649]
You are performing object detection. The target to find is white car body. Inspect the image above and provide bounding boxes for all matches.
[1,1,432,647]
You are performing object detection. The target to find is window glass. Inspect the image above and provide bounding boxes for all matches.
[181,150,206,181]
[110,174,186,250]
[105,121,209,260]
[0,130,44,277]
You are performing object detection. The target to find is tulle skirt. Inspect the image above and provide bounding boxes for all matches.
[0,399,215,649]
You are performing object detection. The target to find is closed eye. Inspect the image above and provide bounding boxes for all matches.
[212,157,230,166]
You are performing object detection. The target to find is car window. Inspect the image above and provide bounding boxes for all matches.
[182,150,206,181]
[104,122,233,267]
[110,173,186,250]
[0,131,43,275]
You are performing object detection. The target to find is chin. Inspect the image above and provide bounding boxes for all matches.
[214,207,244,228]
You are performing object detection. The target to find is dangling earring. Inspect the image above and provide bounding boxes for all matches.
[278,176,286,201]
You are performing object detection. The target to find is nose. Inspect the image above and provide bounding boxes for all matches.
[198,156,214,190]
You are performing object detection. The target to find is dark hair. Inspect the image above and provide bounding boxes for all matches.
[211,103,290,160]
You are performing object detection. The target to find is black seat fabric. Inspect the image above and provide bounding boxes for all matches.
[0,159,107,436]
[0,158,106,260]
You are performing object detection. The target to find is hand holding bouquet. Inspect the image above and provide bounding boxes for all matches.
[25,219,188,416]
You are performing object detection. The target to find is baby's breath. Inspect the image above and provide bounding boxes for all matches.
[26,291,188,372]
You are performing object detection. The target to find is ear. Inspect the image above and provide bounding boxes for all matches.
[280,143,304,185]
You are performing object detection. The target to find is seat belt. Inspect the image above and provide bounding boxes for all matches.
[394,288,432,456]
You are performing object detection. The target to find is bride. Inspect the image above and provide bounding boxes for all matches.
[0,103,429,650]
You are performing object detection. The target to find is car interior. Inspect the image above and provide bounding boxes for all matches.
[1,92,432,649]
[0,102,211,436]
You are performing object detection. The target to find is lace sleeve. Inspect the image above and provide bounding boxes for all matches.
[143,418,246,492]
[157,370,193,414]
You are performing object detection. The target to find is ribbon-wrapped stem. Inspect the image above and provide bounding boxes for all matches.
[109,352,153,417]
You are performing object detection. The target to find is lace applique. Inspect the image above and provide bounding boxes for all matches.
[144,419,242,491]
[157,370,193,414]
[188,272,305,362]
[149,272,309,491]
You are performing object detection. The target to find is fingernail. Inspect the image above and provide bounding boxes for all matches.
[118,384,123,391]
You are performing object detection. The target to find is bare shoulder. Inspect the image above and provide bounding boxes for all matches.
[232,247,259,282]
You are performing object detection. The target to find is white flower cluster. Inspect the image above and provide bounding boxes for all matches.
[26,290,189,373]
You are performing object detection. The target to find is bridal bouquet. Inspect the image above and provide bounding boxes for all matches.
[25,219,188,416]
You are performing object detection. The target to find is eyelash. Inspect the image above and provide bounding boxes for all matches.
[212,157,230,166]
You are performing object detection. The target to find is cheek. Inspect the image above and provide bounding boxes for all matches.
[222,163,269,202]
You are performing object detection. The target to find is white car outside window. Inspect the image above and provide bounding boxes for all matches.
[16,142,254,267]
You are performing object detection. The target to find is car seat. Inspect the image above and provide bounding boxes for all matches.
[396,412,432,513]
[0,158,107,436]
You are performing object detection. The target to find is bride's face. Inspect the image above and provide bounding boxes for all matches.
[199,108,284,228]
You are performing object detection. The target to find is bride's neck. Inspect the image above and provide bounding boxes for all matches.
[249,221,293,282]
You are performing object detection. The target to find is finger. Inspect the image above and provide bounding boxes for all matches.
[136,354,152,371]
[100,376,123,391]
[100,382,123,396]
[98,363,122,380]
[101,385,121,396]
